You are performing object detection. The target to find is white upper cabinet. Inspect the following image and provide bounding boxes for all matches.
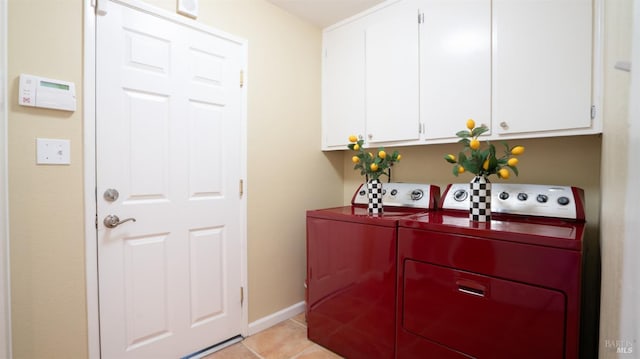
[365,0,420,144]
[420,0,491,140]
[321,0,600,150]
[492,0,594,135]
[322,18,367,150]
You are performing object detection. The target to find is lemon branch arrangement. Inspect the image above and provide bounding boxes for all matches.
[348,135,402,181]
[444,119,525,179]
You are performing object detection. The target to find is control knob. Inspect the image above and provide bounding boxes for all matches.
[390,189,398,196]
[557,196,571,206]
[411,189,424,201]
[453,189,468,202]
[359,189,366,196]
[537,194,549,203]
[499,192,509,200]
[517,193,528,201]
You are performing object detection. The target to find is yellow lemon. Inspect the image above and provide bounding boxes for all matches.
[457,166,465,174]
[370,163,379,172]
[447,154,456,161]
[397,154,402,161]
[352,156,360,164]
[369,152,374,158]
[470,139,480,150]
[466,119,475,130]
[508,157,519,166]
[348,135,358,143]
[482,159,490,171]
[511,146,525,155]
[353,144,360,151]
[378,150,386,159]
[498,168,510,179]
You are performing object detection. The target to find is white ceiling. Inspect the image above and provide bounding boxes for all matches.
[265,0,386,28]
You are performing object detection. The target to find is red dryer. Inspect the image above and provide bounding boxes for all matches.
[396,183,586,359]
[306,182,439,359]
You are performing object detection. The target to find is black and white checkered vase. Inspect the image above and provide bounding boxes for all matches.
[367,179,384,215]
[469,175,491,222]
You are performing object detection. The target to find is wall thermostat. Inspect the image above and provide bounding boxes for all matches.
[19,74,76,112]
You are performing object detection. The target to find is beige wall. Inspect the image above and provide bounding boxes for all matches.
[599,0,634,357]
[7,1,87,358]
[7,0,342,357]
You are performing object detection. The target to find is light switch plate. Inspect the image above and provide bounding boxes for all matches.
[36,138,71,165]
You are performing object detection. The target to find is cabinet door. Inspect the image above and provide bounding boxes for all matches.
[493,0,593,135]
[402,260,566,358]
[365,0,420,144]
[420,0,491,140]
[322,19,366,150]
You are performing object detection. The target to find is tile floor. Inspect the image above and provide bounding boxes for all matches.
[204,313,343,359]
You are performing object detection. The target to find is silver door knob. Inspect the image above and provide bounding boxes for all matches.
[103,215,136,228]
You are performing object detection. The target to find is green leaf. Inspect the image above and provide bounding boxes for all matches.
[456,130,471,138]
[444,154,457,164]
[452,165,460,176]
[471,126,489,138]
[478,148,489,162]
[488,153,499,172]
[510,165,519,176]
[458,152,467,164]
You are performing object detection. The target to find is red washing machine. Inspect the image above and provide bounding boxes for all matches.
[306,183,440,359]
[396,183,586,359]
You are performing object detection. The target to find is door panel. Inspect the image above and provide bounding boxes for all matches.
[365,0,420,144]
[493,0,592,134]
[96,2,244,358]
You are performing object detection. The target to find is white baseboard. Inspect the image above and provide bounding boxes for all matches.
[247,301,306,336]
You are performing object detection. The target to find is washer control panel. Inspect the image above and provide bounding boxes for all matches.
[441,183,584,220]
[352,182,439,209]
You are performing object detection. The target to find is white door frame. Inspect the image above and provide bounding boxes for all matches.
[83,1,249,357]
[0,0,12,357]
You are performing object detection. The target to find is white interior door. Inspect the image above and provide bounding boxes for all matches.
[96,2,245,358]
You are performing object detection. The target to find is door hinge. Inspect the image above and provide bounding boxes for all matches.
[591,105,596,120]
[239,179,244,197]
[240,286,244,306]
[94,0,108,15]
[418,12,424,24]
[95,214,99,229]
[240,70,244,88]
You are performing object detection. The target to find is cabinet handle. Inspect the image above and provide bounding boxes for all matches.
[456,279,486,297]
[500,121,509,130]
[368,134,373,140]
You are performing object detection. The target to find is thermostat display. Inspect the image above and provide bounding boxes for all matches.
[19,74,76,112]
